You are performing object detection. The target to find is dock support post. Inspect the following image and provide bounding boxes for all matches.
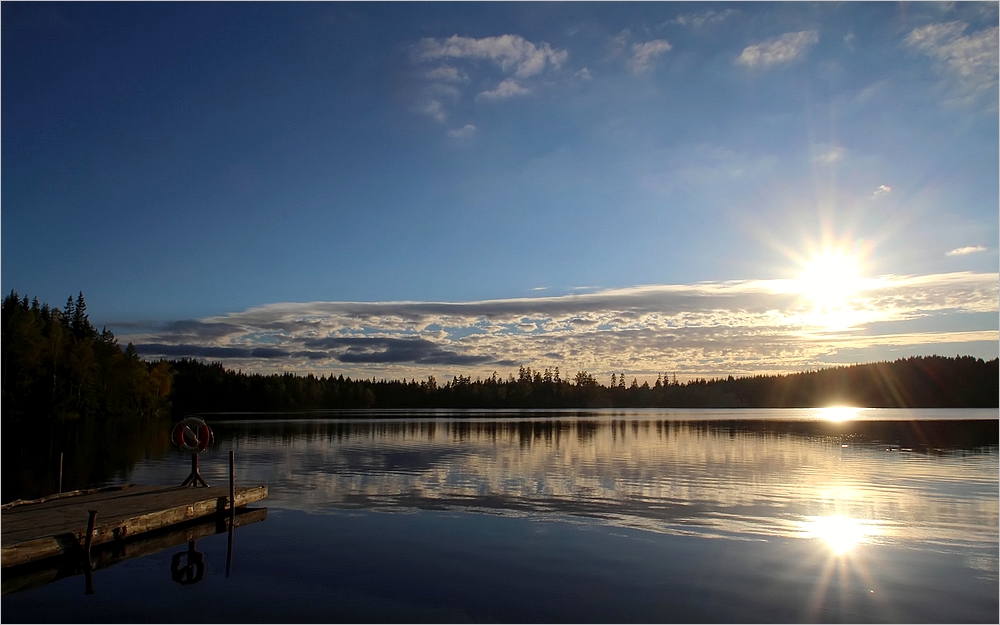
[229,450,236,515]
[58,453,64,494]
[226,450,235,578]
[83,509,97,595]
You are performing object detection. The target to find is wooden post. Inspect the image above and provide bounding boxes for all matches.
[226,450,235,578]
[229,450,236,514]
[58,453,64,494]
[83,509,97,557]
[83,509,97,595]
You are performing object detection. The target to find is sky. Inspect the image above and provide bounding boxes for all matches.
[2,2,998,383]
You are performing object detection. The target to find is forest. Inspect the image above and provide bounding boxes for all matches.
[168,354,998,414]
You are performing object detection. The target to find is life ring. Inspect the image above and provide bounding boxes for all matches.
[171,416,213,453]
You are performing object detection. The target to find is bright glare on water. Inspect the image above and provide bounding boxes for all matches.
[3,409,997,623]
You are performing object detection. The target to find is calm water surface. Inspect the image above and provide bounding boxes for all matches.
[3,409,997,623]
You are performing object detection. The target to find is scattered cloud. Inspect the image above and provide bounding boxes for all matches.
[416,34,567,78]
[947,245,987,256]
[665,9,736,29]
[411,34,568,124]
[447,124,477,141]
[575,67,591,80]
[418,99,449,123]
[905,21,999,104]
[872,184,892,197]
[477,78,531,100]
[124,272,998,380]
[737,31,819,68]
[629,40,672,73]
[530,287,548,291]
[811,144,846,164]
[425,66,466,83]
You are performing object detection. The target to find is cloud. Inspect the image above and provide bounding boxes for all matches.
[665,9,736,29]
[412,34,567,124]
[418,100,448,122]
[811,145,845,164]
[123,272,998,380]
[629,40,672,73]
[947,245,987,256]
[425,66,466,82]
[416,34,567,78]
[476,78,531,100]
[447,124,477,140]
[905,22,999,103]
[872,184,892,197]
[737,31,819,68]
[302,337,494,366]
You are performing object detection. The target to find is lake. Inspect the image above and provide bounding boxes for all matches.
[2,408,997,623]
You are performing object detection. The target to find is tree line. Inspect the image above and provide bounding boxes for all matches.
[2,290,172,422]
[169,356,998,414]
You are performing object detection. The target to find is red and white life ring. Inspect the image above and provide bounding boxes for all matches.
[171,416,213,453]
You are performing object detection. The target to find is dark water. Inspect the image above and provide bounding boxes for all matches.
[3,409,997,623]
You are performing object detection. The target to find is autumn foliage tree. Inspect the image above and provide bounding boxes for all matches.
[1,290,173,421]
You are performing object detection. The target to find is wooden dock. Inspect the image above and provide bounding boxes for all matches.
[2,507,267,596]
[1,483,268,568]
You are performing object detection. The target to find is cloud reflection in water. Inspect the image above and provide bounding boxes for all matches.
[167,414,1000,562]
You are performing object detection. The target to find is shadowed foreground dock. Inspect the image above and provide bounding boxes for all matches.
[1,483,268,568]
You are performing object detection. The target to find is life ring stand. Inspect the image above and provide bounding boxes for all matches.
[170,541,205,585]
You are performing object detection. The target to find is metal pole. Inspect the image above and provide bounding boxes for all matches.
[58,452,64,494]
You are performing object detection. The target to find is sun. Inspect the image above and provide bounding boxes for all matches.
[793,246,870,330]
[797,249,863,308]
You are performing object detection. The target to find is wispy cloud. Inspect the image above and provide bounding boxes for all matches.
[947,245,987,256]
[811,144,845,164]
[416,34,567,78]
[124,272,998,380]
[425,66,466,83]
[737,31,819,68]
[665,9,736,29]
[629,40,672,73]
[476,78,531,100]
[872,184,892,197]
[905,21,998,103]
[411,34,567,124]
[447,124,477,141]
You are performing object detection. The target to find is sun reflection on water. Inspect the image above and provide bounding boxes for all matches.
[801,514,879,556]
[816,406,861,422]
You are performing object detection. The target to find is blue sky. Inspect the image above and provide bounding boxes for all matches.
[3,2,997,381]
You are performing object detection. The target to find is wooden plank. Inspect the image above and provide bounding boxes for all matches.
[2,507,267,597]
[1,484,267,568]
